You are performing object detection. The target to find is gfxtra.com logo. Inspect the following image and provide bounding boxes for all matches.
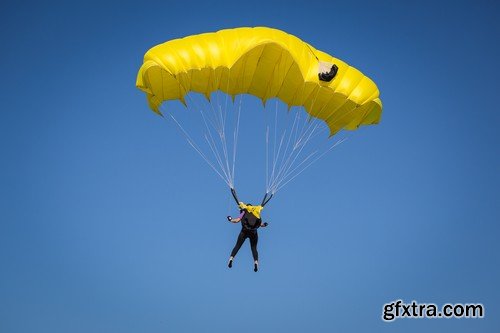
[382,299,484,322]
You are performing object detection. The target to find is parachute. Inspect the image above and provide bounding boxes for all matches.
[136,27,382,194]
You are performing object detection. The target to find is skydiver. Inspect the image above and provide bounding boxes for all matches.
[226,188,272,272]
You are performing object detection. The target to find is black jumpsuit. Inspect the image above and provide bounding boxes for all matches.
[230,210,262,261]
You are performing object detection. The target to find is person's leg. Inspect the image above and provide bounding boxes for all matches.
[249,232,259,261]
[249,232,259,271]
[229,231,246,267]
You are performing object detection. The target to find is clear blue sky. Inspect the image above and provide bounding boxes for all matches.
[1,0,499,332]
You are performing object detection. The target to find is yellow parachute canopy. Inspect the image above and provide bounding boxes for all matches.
[136,27,382,136]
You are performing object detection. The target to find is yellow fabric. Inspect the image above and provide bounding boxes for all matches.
[136,27,382,136]
[238,202,263,219]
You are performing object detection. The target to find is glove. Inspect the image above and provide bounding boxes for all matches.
[263,222,269,227]
[227,216,232,221]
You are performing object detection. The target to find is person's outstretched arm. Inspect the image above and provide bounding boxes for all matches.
[227,211,244,223]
